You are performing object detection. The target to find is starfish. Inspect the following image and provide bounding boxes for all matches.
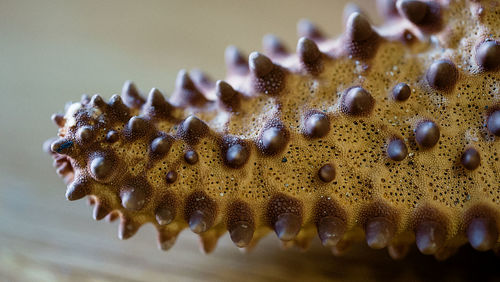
[44,0,499,260]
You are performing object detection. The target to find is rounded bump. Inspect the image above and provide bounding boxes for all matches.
[89,154,117,183]
[304,113,330,138]
[387,138,408,161]
[150,135,173,157]
[120,187,146,211]
[461,147,480,170]
[487,110,500,136]
[416,220,445,255]
[476,40,500,71]
[229,221,254,248]
[178,115,208,145]
[317,216,346,247]
[318,164,336,183]
[415,120,440,148]
[274,213,302,241]
[426,59,458,91]
[184,150,199,165]
[467,217,498,251]
[397,0,428,24]
[225,143,250,168]
[342,87,374,116]
[259,126,288,155]
[365,217,394,249]
[392,83,411,101]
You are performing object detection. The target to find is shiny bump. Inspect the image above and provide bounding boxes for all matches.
[166,171,177,183]
[150,135,173,157]
[120,187,146,211]
[476,40,500,71]
[487,110,500,136]
[317,216,346,247]
[226,144,250,168]
[342,87,374,115]
[392,83,411,101]
[156,206,174,225]
[416,221,445,255]
[304,113,330,138]
[216,80,240,111]
[365,217,394,249]
[461,148,480,170]
[467,218,498,251]
[184,150,199,165]
[189,210,210,234]
[260,126,288,155]
[387,139,408,161]
[426,59,458,91]
[106,130,119,143]
[274,213,302,241]
[229,221,254,248]
[415,121,440,148]
[89,155,115,182]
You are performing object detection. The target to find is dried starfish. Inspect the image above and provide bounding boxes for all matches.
[44,0,500,260]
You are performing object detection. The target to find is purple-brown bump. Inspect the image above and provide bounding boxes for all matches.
[392,83,411,101]
[467,217,498,251]
[346,12,374,42]
[171,70,209,107]
[318,164,336,182]
[416,220,445,255]
[156,205,175,225]
[108,94,130,120]
[90,94,106,108]
[365,217,394,249]
[150,135,173,157]
[89,154,116,183]
[426,59,458,91]
[229,221,254,248]
[166,171,177,183]
[121,187,146,211]
[397,0,428,24]
[387,139,408,161]
[216,80,240,111]
[51,113,65,127]
[415,120,440,148]
[461,147,480,170]
[177,115,208,145]
[189,210,210,234]
[263,34,288,56]
[487,110,500,136]
[144,88,171,117]
[126,116,149,138]
[297,37,322,69]
[317,216,346,247]
[225,144,250,168]
[274,213,302,241]
[77,126,93,143]
[184,150,199,165]
[304,113,330,138]
[259,126,288,155]
[297,19,324,41]
[106,130,119,143]
[342,87,374,116]
[225,45,249,75]
[476,40,500,71]
[122,80,145,109]
[249,52,274,78]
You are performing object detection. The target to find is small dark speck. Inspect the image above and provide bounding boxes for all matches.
[282,157,287,163]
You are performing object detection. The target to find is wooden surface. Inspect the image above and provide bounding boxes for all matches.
[0,0,499,281]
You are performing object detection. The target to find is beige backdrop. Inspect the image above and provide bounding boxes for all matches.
[0,0,499,281]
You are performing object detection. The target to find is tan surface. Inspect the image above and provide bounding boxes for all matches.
[0,0,499,281]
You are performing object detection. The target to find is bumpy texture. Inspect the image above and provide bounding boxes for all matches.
[44,0,500,260]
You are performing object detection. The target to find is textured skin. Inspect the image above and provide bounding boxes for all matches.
[45,0,500,260]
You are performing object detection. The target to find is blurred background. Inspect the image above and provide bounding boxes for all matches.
[0,0,499,281]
